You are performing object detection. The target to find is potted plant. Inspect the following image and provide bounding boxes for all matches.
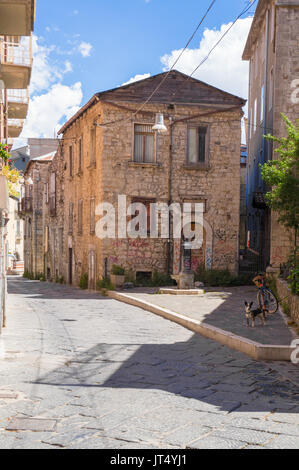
[110,265,125,288]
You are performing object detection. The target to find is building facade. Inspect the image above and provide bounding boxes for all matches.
[243,0,299,270]
[21,153,55,277]
[0,0,35,332]
[56,71,245,287]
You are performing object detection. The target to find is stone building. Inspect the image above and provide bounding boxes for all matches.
[43,144,65,282]
[242,0,299,270]
[57,71,245,287]
[21,152,55,277]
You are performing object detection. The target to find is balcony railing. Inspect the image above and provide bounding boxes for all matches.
[19,197,32,213]
[0,36,32,67]
[7,88,29,104]
[8,118,24,127]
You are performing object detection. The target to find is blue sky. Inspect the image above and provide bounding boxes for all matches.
[18,0,256,143]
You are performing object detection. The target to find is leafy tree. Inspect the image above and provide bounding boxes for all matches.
[261,114,299,246]
[0,164,21,198]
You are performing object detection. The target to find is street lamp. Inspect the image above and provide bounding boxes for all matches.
[152,113,167,133]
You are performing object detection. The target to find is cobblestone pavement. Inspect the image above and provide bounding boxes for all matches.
[125,286,297,345]
[0,277,298,449]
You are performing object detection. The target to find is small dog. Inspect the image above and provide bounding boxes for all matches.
[244,301,266,328]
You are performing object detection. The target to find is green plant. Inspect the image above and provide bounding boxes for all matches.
[111,265,125,276]
[125,269,136,284]
[282,301,291,317]
[0,143,10,163]
[96,277,115,291]
[195,264,252,287]
[79,273,88,290]
[261,114,299,253]
[266,274,278,299]
[288,267,299,295]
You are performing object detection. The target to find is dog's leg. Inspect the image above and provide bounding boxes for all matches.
[252,318,255,328]
[262,312,266,326]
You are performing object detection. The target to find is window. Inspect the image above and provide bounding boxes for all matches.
[187,126,208,164]
[90,127,96,165]
[253,99,257,133]
[260,85,264,123]
[78,199,83,235]
[78,137,82,172]
[44,226,49,253]
[269,68,273,110]
[69,145,73,177]
[49,172,56,216]
[134,124,155,163]
[45,182,49,204]
[131,197,155,235]
[69,202,73,234]
[90,198,95,234]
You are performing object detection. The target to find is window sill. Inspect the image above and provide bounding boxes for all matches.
[183,163,211,171]
[128,161,162,169]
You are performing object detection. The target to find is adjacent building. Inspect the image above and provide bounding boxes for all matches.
[21,152,56,276]
[0,0,35,331]
[53,70,245,287]
[243,0,299,270]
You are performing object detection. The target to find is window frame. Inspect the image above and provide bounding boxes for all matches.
[78,137,83,172]
[186,123,210,166]
[69,145,73,177]
[69,202,73,234]
[78,199,83,235]
[133,122,157,164]
[90,197,95,235]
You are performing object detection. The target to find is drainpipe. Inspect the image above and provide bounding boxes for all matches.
[262,8,270,266]
[167,120,174,275]
[262,9,270,168]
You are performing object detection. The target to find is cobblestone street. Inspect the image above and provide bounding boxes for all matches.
[0,277,298,449]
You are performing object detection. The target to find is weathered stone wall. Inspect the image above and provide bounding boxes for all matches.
[276,278,299,328]
[269,2,299,268]
[44,147,66,282]
[61,99,242,286]
[24,161,51,276]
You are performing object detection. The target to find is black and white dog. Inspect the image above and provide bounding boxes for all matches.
[244,301,266,328]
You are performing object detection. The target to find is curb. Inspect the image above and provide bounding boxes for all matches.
[108,291,296,362]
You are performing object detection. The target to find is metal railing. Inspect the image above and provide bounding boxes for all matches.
[0,36,32,67]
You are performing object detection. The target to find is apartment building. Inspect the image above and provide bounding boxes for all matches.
[243,0,299,270]
[55,70,245,287]
[0,0,35,149]
[0,0,35,332]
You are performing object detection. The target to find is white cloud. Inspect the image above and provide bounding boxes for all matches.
[29,35,73,94]
[121,73,151,86]
[78,41,93,58]
[160,17,252,114]
[12,36,83,147]
[21,82,83,138]
[73,10,79,15]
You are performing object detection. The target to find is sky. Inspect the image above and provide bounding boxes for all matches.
[17,0,257,146]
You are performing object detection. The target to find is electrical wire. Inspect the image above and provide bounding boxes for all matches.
[96,0,217,127]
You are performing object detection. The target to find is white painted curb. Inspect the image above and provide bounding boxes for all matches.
[108,291,296,362]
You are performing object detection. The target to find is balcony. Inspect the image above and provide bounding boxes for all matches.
[0,37,32,88]
[8,118,24,138]
[0,0,35,36]
[18,196,32,213]
[7,89,29,119]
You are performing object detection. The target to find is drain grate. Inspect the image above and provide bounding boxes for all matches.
[6,418,57,432]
